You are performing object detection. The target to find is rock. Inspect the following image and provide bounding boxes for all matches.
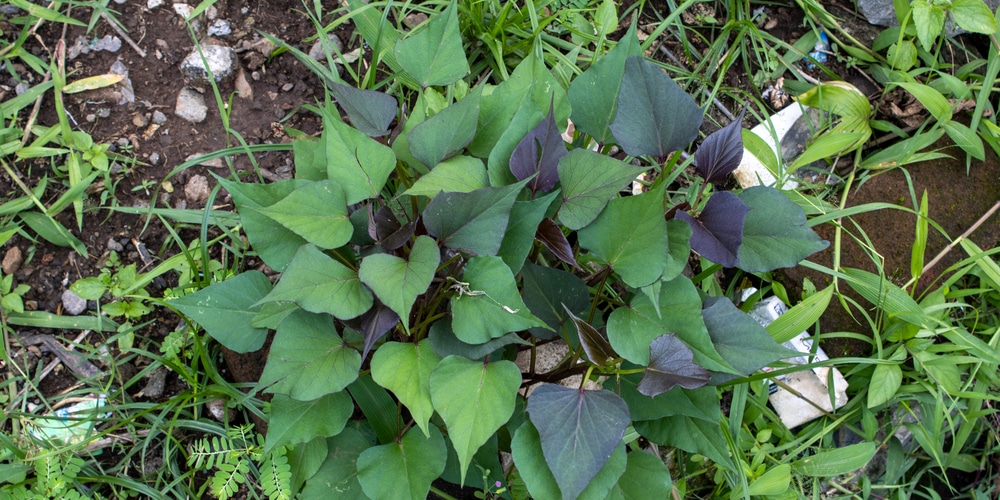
[151,110,168,125]
[403,12,428,27]
[92,35,122,53]
[184,174,210,206]
[180,45,236,85]
[185,153,223,168]
[97,108,111,118]
[2,246,23,275]
[857,0,999,35]
[86,114,97,123]
[149,152,161,165]
[107,238,124,253]
[307,34,344,60]
[147,0,164,9]
[110,60,135,105]
[173,3,193,19]
[208,19,231,37]
[141,367,168,399]
[174,87,207,123]
[61,289,87,316]
[132,114,149,127]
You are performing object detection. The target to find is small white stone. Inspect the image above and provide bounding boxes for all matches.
[174,88,207,123]
[179,45,236,84]
[61,289,87,316]
[147,0,164,9]
[184,174,211,206]
[173,3,193,19]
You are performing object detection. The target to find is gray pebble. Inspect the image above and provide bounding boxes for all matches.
[149,152,161,165]
[208,19,231,37]
[141,367,168,399]
[92,35,122,53]
[107,238,124,252]
[174,87,207,123]
[179,45,236,85]
[97,108,111,118]
[61,289,87,316]
[151,110,168,125]
[147,0,164,9]
[308,34,344,60]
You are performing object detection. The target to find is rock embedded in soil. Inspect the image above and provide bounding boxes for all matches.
[151,110,168,125]
[2,246,23,275]
[184,174,210,206]
[179,45,236,85]
[174,87,207,123]
[307,34,344,60]
[61,289,87,316]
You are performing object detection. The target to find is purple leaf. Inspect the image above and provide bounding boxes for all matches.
[369,205,417,251]
[675,191,748,268]
[535,218,581,270]
[509,100,567,194]
[694,109,746,183]
[638,334,711,397]
[563,305,617,366]
[343,299,400,360]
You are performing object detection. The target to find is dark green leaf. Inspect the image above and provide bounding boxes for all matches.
[738,186,829,272]
[702,297,799,383]
[512,421,627,500]
[526,384,630,500]
[348,374,402,444]
[610,56,703,157]
[216,177,307,271]
[18,212,88,256]
[639,334,711,396]
[258,180,352,249]
[326,80,397,137]
[285,437,328,495]
[614,450,673,499]
[427,318,530,360]
[567,22,641,144]
[605,374,720,422]
[498,191,559,273]
[357,426,447,499]
[265,392,353,454]
[408,88,481,168]
[394,0,469,87]
[257,244,373,320]
[557,149,646,230]
[171,271,271,353]
[430,356,521,483]
[423,179,528,256]
[298,429,370,500]
[450,256,548,344]
[635,415,733,468]
[258,310,362,400]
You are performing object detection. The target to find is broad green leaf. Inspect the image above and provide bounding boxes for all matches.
[557,149,646,230]
[526,385,630,500]
[607,276,730,372]
[326,80,398,137]
[258,180,352,249]
[579,182,668,288]
[371,340,442,438]
[70,277,106,300]
[911,0,946,52]
[217,177,307,271]
[292,135,326,181]
[430,356,521,483]
[393,90,433,171]
[512,421,627,500]
[609,56,703,158]
[403,155,488,197]
[359,235,439,333]
[498,191,560,273]
[408,88,481,168]
[767,285,833,343]
[251,301,299,330]
[521,261,591,340]
[395,0,469,87]
[423,179,529,256]
[605,374,720,422]
[441,433,506,494]
[325,114,396,204]
[357,426,447,499]
[887,40,917,71]
[791,442,876,476]
[635,415,734,468]
[942,120,985,161]
[450,256,548,344]
[747,464,790,496]
[737,186,829,272]
[594,0,618,37]
[171,271,271,353]
[613,450,673,499]
[664,219,692,280]
[867,363,902,408]
[300,429,370,499]
[258,310,362,400]
[18,212,87,256]
[427,318,530,360]
[702,297,798,382]
[286,435,327,494]
[264,392,353,454]
[951,0,998,34]
[257,244,373,320]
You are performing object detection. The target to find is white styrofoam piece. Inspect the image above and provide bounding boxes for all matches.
[734,104,806,190]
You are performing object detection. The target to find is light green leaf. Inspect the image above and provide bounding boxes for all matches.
[394,0,469,87]
[430,356,521,483]
[70,277,107,301]
[867,363,903,408]
[594,0,618,37]
[257,244,373,320]
[264,392,353,454]
[216,177,308,272]
[747,464,790,496]
[791,442,876,476]
[408,88,481,168]
[579,182,668,288]
[613,450,673,499]
[357,426,447,499]
[738,187,829,272]
[403,155,488,197]
[951,0,998,34]
[371,340,442,437]
[325,114,396,204]
[427,318,531,360]
[557,149,646,230]
[259,310,362,400]
[423,179,528,256]
[359,235,439,333]
[512,421,627,500]
[942,120,985,161]
[171,271,271,353]
[258,180,352,249]
[911,0,946,52]
[896,81,951,121]
[767,285,833,343]
[450,256,548,344]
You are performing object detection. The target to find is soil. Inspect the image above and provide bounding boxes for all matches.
[2,0,998,496]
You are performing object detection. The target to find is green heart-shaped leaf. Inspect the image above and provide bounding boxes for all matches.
[737,187,829,272]
[257,244,373,320]
[371,340,442,438]
[170,271,271,353]
[394,0,469,87]
[359,235,440,333]
[408,88,481,168]
[264,392,353,454]
[357,426,447,499]
[423,179,529,256]
[558,149,646,230]
[259,180,352,249]
[511,421,627,500]
[567,22,641,144]
[325,113,396,204]
[450,256,548,344]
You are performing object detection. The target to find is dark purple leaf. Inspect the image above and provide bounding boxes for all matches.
[638,334,711,397]
[694,109,746,183]
[509,100,567,194]
[370,206,417,251]
[526,384,630,500]
[343,299,400,360]
[535,218,581,270]
[675,191,748,268]
[563,305,617,366]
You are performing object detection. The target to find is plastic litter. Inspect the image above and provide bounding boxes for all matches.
[746,294,849,428]
[806,32,830,68]
[25,395,110,446]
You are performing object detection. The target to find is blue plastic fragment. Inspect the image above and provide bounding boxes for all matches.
[806,32,829,68]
